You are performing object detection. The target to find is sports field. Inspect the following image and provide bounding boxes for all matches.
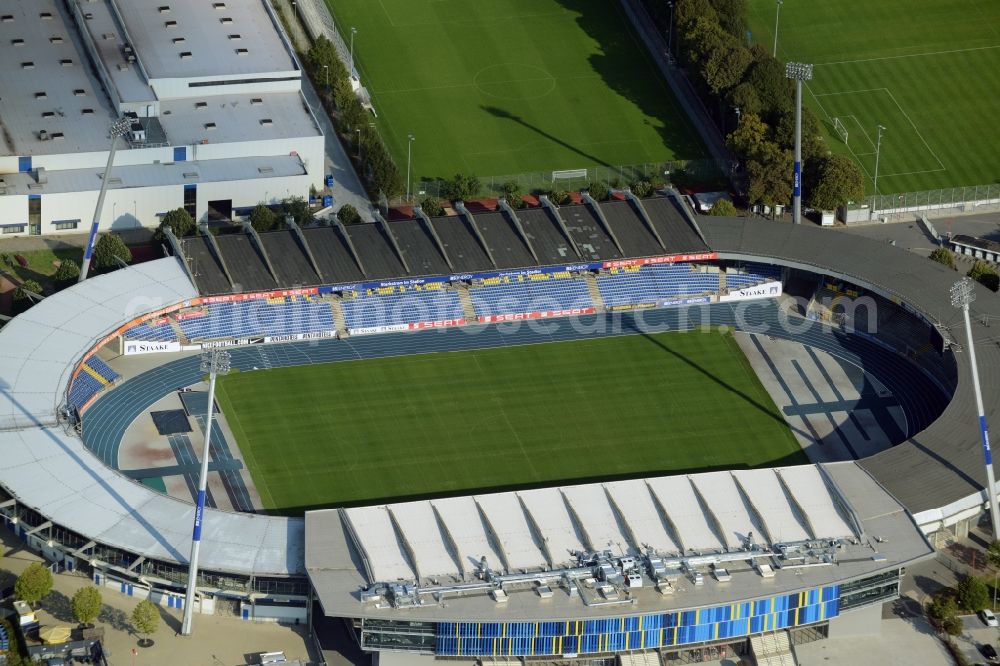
[215,331,803,514]
[748,0,1000,193]
[325,0,706,181]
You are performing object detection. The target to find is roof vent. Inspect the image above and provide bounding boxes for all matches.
[183,171,198,179]
[212,2,226,8]
[259,118,273,126]
[35,92,47,99]
[195,101,208,109]
[106,176,121,184]
[82,108,95,115]
[172,37,186,44]
[42,111,56,119]
[50,36,64,44]
[101,33,115,41]
[250,98,263,106]
[11,38,24,46]
[258,166,274,174]
[219,17,233,24]
[203,122,216,130]
[165,20,177,28]
[39,129,49,141]
[51,132,65,140]
[60,59,73,66]
[21,62,35,69]
[158,5,171,12]
[235,47,248,55]
[179,51,192,59]
[40,12,53,20]
[73,89,85,96]
[228,33,241,40]
[0,15,14,23]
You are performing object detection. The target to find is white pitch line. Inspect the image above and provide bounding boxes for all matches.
[813,43,1000,67]
[805,82,874,182]
[884,88,947,170]
[844,114,877,152]
[813,87,886,98]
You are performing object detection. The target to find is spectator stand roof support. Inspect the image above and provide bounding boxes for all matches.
[162,227,198,287]
[582,191,626,256]
[373,210,411,275]
[241,221,280,286]
[285,218,324,283]
[624,190,667,251]
[538,195,583,259]
[413,206,455,272]
[453,201,498,269]
[497,199,540,265]
[666,188,710,247]
[334,219,368,277]
[198,224,236,290]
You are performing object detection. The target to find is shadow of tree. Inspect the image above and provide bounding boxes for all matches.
[42,590,75,624]
[98,603,133,634]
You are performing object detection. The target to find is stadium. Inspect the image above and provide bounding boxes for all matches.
[0,191,997,664]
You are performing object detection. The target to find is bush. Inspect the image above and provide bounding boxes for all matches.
[969,259,1000,292]
[154,208,195,242]
[708,199,738,216]
[280,196,313,226]
[587,181,610,202]
[630,179,653,198]
[549,190,572,206]
[15,562,53,605]
[942,617,964,638]
[929,247,956,270]
[419,197,445,217]
[53,259,80,284]
[501,180,524,209]
[249,204,279,233]
[337,204,362,225]
[71,587,102,626]
[12,279,43,303]
[92,234,132,270]
[440,174,481,201]
[958,576,990,612]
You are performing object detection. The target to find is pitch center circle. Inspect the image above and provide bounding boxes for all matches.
[473,63,557,100]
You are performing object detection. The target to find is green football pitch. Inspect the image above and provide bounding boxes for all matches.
[215,331,804,514]
[748,0,1000,193]
[324,0,706,181]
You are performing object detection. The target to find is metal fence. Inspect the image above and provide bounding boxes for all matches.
[403,159,726,204]
[847,183,1000,221]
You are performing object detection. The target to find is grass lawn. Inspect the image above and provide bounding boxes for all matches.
[325,0,706,182]
[1,247,82,292]
[748,0,1000,193]
[215,330,803,514]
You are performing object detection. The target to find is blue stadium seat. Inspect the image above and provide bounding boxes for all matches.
[470,275,593,317]
[341,286,463,331]
[123,319,176,341]
[596,264,719,308]
[726,263,782,289]
[176,297,336,341]
[87,356,120,384]
[68,371,105,410]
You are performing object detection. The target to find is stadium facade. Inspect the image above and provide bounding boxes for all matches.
[0,193,996,650]
[0,0,323,236]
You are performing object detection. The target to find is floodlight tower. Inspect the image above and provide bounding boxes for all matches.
[79,118,132,283]
[181,348,231,636]
[785,62,813,225]
[952,277,1000,538]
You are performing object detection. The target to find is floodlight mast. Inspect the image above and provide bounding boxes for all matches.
[181,348,231,636]
[785,62,813,225]
[79,118,132,283]
[952,278,1000,539]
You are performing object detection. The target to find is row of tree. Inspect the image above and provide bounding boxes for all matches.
[306,37,403,197]
[645,0,865,212]
[929,247,1000,291]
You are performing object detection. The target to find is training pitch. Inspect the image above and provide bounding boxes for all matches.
[325,0,706,181]
[215,331,803,514]
[748,0,1000,193]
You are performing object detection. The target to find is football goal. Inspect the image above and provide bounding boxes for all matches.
[832,117,849,144]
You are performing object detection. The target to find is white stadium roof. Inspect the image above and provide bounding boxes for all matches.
[0,258,303,577]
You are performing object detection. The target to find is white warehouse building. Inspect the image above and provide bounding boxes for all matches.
[0,0,325,237]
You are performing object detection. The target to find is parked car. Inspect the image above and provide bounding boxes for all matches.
[980,643,999,663]
[980,608,999,627]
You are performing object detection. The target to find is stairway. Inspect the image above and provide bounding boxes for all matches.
[168,318,189,344]
[750,631,796,666]
[328,298,348,337]
[583,273,606,312]
[453,283,478,322]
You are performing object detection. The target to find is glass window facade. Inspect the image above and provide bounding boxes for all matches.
[435,585,840,657]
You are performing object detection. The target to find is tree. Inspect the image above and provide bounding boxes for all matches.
[440,174,481,201]
[337,204,362,225]
[587,181,610,202]
[674,0,718,34]
[280,196,313,227]
[15,563,53,606]
[707,0,748,38]
[969,260,1000,292]
[809,155,865,211]
[746,56,794,121]
[701,35,753,95]
[53,259,80,284]
[12,279,43,304]
[927,593,957,624]
[419,197,445,217]
[727,82,763,120]
[71,587,102,627]
[248,204,278,233]
[727,113,769,160]
[155,208,195,242]
[630,179,653,198]
[929,247,956,270]
[131,599,159,646]
[775,107,826,163]
[942,616,963,637]
[988,540,1000,570]
[708,199,738,216]
[92,234,132,270]
[746,142,793,212]
[958,576,990,612]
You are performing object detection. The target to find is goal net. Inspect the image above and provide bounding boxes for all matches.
[832,117,849,144]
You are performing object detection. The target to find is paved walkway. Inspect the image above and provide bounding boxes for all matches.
[1,531,317,666]
[274,0,374,222]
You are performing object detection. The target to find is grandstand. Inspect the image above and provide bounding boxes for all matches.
[470,272,594,320]
[597,264,720,309]
[341,284,464,334]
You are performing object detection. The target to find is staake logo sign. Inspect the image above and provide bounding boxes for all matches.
[719,281,783,303]
[123,341,181,355]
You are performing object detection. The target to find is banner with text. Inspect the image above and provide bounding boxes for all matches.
[719,281,783,302]
[478,307,595,323]
[123,340,182,355]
